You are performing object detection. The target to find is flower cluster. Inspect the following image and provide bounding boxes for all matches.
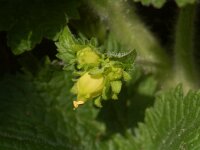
[71,46,132,109]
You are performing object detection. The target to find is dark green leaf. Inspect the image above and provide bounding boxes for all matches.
[0,66,140,150]
[133,0,196,8]
[0,0,80,55]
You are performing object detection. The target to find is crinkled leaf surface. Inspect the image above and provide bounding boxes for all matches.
[56,27,77,64]
[133,0,196,8]
[0,0,79,55]
[56,28,136,72]
[133,85,200,150]
[0,67,138,150]
[1,65,200,149]
[103,33,136,71]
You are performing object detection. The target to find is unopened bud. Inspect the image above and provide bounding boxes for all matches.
[77,47,100,67]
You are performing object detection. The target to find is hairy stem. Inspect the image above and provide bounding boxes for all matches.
[173,5,198,90]
[85,0,171,77]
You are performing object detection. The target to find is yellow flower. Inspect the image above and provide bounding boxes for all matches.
[73,72,105,109]
[77,47,100,67]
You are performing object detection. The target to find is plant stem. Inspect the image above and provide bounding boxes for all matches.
[173,5,198,90]
[85,0,171,77]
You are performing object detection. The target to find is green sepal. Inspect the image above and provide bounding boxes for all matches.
[70,83,77,94]
[112,93,118,100]
[77,64,83,69]
[73,70,85,77]
[102,82,111,100]
[111,80,122,94]
[63,64,75,71]
[56,53,76,64]
[123,71,132,82]
[94,96,102,107]
[90,38,99,47]
[89,67,104,76]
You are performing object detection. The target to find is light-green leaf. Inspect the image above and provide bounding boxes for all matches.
[133,85,200,149]
[103,33,136,71]
[56,27,77,63]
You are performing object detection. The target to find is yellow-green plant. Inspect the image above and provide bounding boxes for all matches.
[1,0,200,149]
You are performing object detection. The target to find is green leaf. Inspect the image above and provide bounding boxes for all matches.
[133,0,196,8]
[56,27,77,63]
[137,75,158,96]
[0,66,141,150]
[94,96,103,107]
[0,0,80,55]
[103,33,136,71]
[133,85,200,149]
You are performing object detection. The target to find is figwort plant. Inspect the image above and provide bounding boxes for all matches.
[0,0,200,149]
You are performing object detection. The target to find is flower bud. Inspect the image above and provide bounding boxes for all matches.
[73,72,105,108]
[77,47,100,67]
[107,67,123,81]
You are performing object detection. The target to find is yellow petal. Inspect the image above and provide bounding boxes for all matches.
[77,72,104,99]
[73,100,85,109]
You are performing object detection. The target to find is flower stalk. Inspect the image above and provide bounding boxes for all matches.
[173,4,198,91]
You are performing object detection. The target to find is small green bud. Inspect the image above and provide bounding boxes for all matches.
[112,93,118,100]
[102,83,110,100]
[94,96,102,107]
[123,71,132,81]
[73,72,105,108]
[107,67,123,81]
[110,80,122,94]
[77,47,100,67]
